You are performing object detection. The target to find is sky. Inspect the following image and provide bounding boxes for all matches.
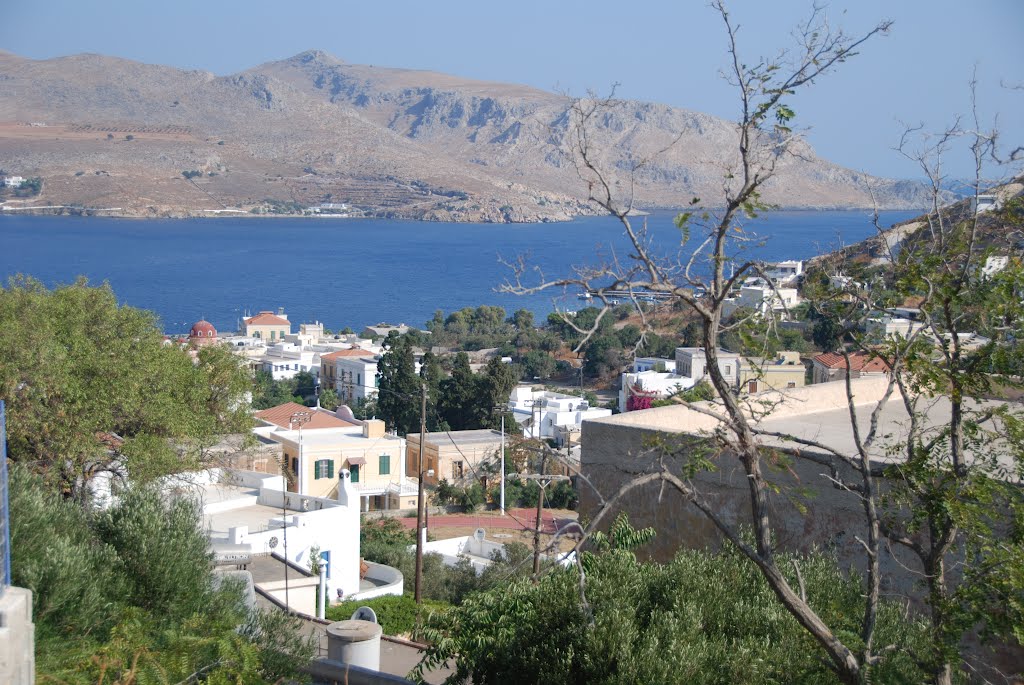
[1,0,1021,181]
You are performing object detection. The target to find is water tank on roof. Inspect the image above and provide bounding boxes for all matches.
[336,405,357,423]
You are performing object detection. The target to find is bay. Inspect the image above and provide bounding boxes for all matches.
[0,210,916,335]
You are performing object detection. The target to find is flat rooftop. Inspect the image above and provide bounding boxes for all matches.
[587,376,1009,469]
[409,429,503,446]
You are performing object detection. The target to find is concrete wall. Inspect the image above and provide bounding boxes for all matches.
[0,586,34,685]
[579,377,911,588]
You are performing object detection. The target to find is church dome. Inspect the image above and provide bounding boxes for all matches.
[189,319,217,340]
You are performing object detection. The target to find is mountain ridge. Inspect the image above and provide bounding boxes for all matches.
[0,49,937,222]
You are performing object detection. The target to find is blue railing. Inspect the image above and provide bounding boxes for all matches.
[0,400,10,594]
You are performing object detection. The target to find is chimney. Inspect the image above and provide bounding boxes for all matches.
[362,419,385,439]
[337,468,355,509]
[277,306,288,320]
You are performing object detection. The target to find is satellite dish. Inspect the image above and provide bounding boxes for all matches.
[351,606,378,623]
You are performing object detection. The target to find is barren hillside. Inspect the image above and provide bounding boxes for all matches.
[0,50,936,221]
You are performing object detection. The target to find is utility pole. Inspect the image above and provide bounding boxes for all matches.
[523,450,569,584]
[414,382,427,604]
[500,412,505,516]
[532,451,546,582]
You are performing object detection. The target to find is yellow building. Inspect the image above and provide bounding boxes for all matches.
[253,403,417,511]
[739,351,807,394]
[244,310,291,341]
[405,429,504,486]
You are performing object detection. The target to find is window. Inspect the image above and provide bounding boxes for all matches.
[725,365,732,375]
[291,457,298,476]
[357,374,361,387]
[314,459,334,480]
[748,380,758,393]
[452,461,464,480]
[350,464,360,483]
[787,381,797,388]
[281,330,286,339]
[270,330,276,340]
[379,454,390,475]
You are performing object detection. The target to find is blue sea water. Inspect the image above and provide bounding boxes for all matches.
[0,210,916,334]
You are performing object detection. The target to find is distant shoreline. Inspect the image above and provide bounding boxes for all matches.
[0,204,927,224]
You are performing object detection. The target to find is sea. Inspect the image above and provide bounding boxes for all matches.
[0,210,916,335]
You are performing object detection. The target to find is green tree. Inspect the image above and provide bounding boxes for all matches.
[439,352,478,430]
[420,349,446,430]
[521,349,556,380]
[376,332,421,434]
[511,308,535,331]
[0,277,252,500]
[477,357,518,428]
[416,539,928,684]
[11,466,315,683]
[319,387,340,411]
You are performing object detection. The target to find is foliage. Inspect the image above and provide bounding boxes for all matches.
[426,305,516,349]
[521,349,556,381]
[360,518,535,607]
[0,277,252,499]
[10,466,315,683]
[325,594,450,637]
[434,479,486,511]
[250,368,304,409]
[675,380,716,403]
[377,331,422,434]
[318,386,340,411]
[415,543,930,685]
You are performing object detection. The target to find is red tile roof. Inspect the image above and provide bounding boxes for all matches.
[813,351,890,373]
[320,348,376,361]
[255,402,358,429]
[245,311,290,326]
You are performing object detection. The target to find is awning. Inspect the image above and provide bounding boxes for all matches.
[346,457,366,466]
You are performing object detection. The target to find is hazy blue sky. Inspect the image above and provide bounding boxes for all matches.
[1,0,1020,180]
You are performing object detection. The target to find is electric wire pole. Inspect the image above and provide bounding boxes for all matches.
[414,382,427,604]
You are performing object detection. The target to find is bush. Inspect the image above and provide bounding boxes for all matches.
[325,594,450,637]
[416,544,930,684]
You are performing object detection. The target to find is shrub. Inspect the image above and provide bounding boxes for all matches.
[325,594,449,637]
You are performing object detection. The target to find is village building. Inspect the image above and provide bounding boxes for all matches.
[508,387,612,446]
[320,348,381,403]
[810,351,890,385]
[405,429,505,486]
[578,376,1009,609]
[259,341,320,380]
[187,319,218,347]
[243,309,291,341]
[253,402,416,511]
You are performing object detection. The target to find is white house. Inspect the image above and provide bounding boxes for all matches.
[864,316,924,340]
[675,347,740,386]
[632,357,676,373]
[970,194,1001,215]
[3,176,25,188]
[259,342,320,380]
[619,370,695,411]
[765,260,803,284]
[333,354,381,404]
[508,387,612,446]
[177,467,402,614]
[737,283,801,316]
